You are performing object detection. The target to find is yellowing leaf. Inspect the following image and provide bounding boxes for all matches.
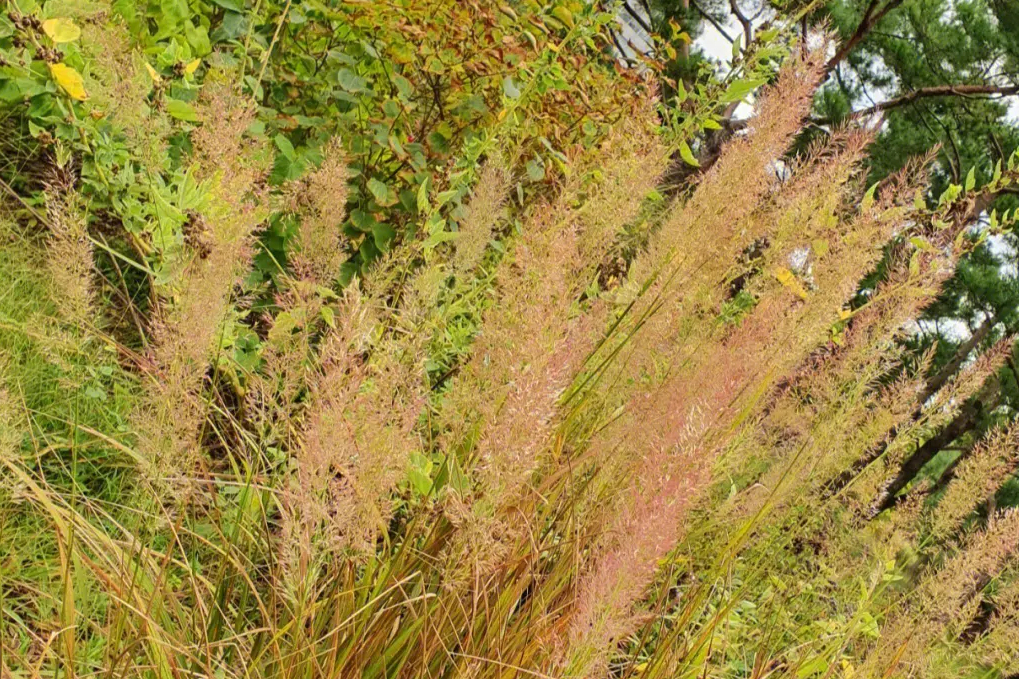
[550,6,574,28]
[497,4,518,20]
[914,190,926,211]
[144,62,161,83]
[48,63,87,101]
[775,267,808,300]
[184,59,201,76]
[909,250,921,277]
[42,18,80,43]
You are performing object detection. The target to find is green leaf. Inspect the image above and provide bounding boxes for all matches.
[964,166,976,192]
[550,6,574,28]
[416,178,431,215]
[367,177,395,206]
[678,140,699,168]
[407,451,434,496]
[85,386,107,401]
[719,78,766,104]
[938,183,962,207]
[373,223,396,250]
[675,79,688,104]
[525,158,545,181]
[423,229,459,250]
[861,182,878,212]
[392,72,413,100]
[157,0,189,36]
[320,305,336,329]
[184,22,211,56]
[337,68,367,93]
[502,76,521,99]
[436,189,459,208]
[166,98,198,122]
[274,134,296,160]
[209,0,244,10]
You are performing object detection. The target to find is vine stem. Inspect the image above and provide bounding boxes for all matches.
[237,0,265,88]
[254,0,293,97]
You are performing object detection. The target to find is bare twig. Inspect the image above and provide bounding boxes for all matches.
[824,0,905,76]
[728,0,753,47]
[691,0,735,44]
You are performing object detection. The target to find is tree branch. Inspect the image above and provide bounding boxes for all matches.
[621,0,654,37]
[690,0,734,44]
[849,84,1019,118]
[728,0,752,47]
[824,0,905,76]
[812,84,1019,125]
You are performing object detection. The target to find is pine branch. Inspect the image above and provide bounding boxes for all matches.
[847,84,1019,119]
[824,0,905,76]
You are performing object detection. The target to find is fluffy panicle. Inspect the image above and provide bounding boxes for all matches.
[574,91,667,267]
[437,102,666,585]
[981,575,1019,669]
[558,50,898,665]
[627,39,829,293]
[281,290,369,564]
[436,200,600,584]
[82,19,170,166]
[723,347,905,527]
[588,43,831,432]
[0,371,22,469]
[43,191,95,331]
[245,279,326,449]
[287,138,350,284]
[564,432,707,677]
[133,85,270,482]
[930,419,1019,538]
[861,509,1019,677]
[452,159,510,275]
[922,509,1019,633]
[725,153,979,522]
[590,126,876,522]
[285,288,424,562]
[856,339,1010,513]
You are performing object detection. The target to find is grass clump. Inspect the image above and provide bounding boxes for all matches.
[2,2,1019,678]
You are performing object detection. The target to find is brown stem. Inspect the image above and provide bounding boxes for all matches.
[872,377,1001,514]
[814,84,1019,124]
[823,0,905,77]
[919,312,997,404]
[728,0,752,48]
